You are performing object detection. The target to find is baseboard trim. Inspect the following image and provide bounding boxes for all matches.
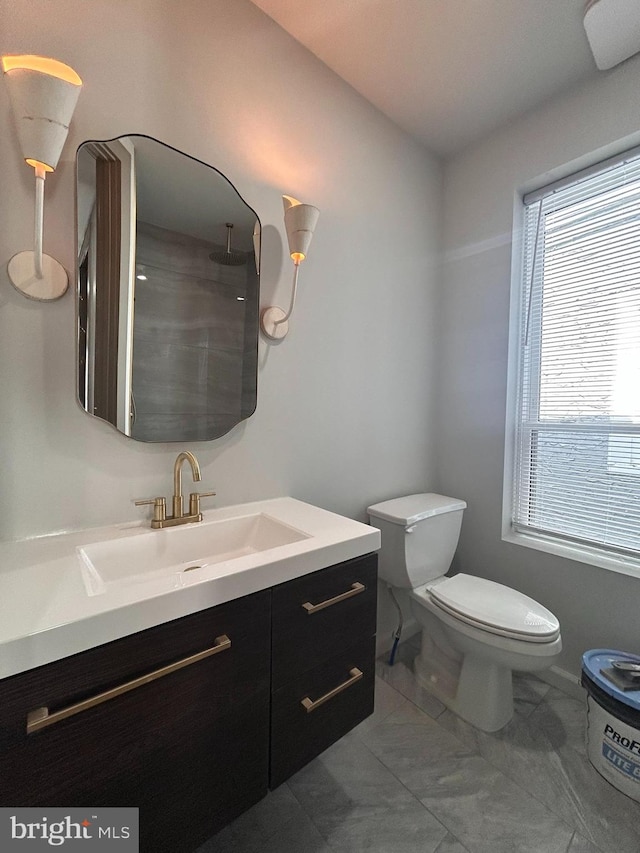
[537,664,585,701]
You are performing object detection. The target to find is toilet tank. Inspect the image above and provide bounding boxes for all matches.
[367,494,466,589]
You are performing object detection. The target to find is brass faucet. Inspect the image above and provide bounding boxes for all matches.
[173,450,200,519]
[135,451,215,529]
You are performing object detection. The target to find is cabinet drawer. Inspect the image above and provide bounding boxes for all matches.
[0,588,270,744]
[270,636,375,788]
[0,591,272,851]
[271,553,377,689]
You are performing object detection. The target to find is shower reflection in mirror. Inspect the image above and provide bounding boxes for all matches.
[76,136,260,443]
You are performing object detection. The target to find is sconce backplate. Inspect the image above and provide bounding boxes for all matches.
[7,250,68,301]
[260,306,289,340]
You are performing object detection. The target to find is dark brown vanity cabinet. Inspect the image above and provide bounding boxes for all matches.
[0,591,271,853]
[0,553,377,852]
[270,553,378,787]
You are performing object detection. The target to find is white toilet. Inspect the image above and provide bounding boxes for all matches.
[367,493,562,732]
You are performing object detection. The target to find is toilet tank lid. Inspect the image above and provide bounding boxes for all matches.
[367,493,467,526]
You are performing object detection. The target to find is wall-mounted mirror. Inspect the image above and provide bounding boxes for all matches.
[76,135,260,442]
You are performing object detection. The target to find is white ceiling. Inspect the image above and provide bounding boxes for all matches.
[251,0,603,157]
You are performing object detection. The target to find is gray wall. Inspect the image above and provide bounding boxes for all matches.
[0,0,441,659]
[438,54,640,681]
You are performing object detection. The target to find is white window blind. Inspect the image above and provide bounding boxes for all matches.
[513,148,640,562]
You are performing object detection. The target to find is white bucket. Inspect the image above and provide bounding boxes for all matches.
[586,694,640,801]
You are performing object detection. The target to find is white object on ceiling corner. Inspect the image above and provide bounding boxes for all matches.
[583,0,640,70]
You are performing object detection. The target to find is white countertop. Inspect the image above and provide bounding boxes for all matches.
[0,498,380,680]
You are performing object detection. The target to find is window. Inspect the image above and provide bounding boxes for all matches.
[507,148,640,572]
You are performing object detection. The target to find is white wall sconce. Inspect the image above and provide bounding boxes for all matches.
[583,0,640,70]
[2,54,83,301]
[260,195,320,340]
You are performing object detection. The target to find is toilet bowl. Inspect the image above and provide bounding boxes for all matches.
[367,494,562,732]
[410,575,561,730]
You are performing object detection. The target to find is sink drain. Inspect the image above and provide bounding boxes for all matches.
[183,565,203,573]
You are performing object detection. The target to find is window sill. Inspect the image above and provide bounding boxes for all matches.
[502,529,640,580]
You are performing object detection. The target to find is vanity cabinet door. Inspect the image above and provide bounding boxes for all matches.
[271,552,377,689]
[0,590,271,853]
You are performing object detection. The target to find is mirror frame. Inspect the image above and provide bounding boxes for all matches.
[75,134,262,443]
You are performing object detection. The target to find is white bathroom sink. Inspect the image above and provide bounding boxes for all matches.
[0,497,380,679]
[78,511,310,596]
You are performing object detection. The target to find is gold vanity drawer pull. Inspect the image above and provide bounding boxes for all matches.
[26,635,232,734]
[301,582,365,614]
[301,667,363,713]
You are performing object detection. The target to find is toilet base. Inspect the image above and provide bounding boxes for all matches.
[414,650,514,731]
[413,622,517,733]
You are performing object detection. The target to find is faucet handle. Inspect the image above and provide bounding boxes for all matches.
[189,491,216,517]
[134,496,167,524]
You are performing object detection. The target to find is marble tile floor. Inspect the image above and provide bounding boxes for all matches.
[198,639,640,853]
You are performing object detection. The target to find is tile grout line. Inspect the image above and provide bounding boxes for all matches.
[431,704,585,846]
[282,780,343,851]
[345,696,467,851]
[433,832,471,853]
[566,830,578,853]
[366,673,583,851]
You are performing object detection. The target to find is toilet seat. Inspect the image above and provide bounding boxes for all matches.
[423,574,560,644]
